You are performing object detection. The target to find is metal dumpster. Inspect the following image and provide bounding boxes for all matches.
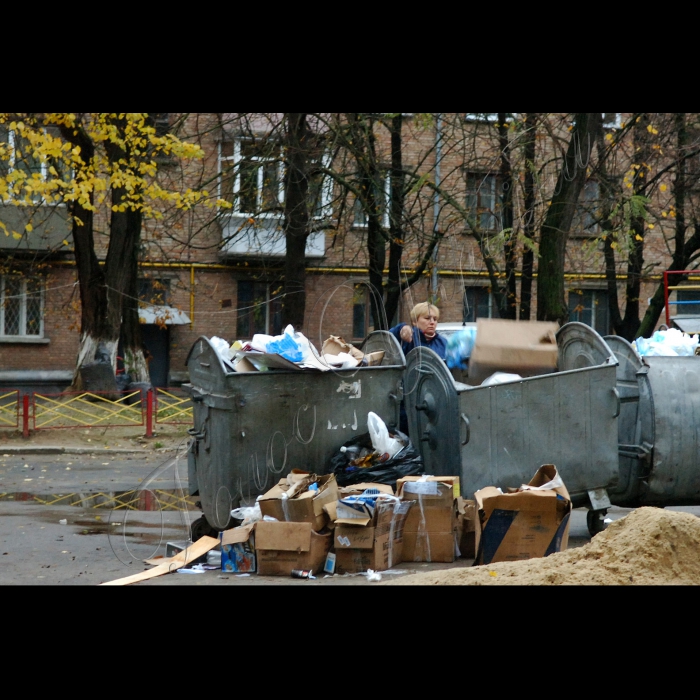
[603,334,700,509]
[403,322,621,516]
[183,330,405,536]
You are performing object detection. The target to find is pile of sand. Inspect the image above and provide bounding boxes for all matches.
[385,507,700,585]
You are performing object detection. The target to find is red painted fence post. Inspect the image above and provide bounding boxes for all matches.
[22,393,30,438]
[146,388,154,438]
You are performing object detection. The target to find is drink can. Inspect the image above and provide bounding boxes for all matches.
[291,569,313,579]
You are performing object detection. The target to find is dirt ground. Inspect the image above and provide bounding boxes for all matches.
[384,506,700,586]
[0,423,190,453]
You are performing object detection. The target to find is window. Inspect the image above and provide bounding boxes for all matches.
[219,140,332,220]
[464,286,499,322]
[236,280,283,339]
[568,289,609,335]
[465,173,503,231]
[139,277,170,306]
[219,140,284,216]
[572,180,601,236]
[0,275,43,338]
[353,173,390,228]
[308,152,333,219]
[0,125,68,202]
[602,113,622,129]
[352,284,376,340]
[675,289,700,315]
[465,113,515,123]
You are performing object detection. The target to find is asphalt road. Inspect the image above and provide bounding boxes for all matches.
[2,445,696,586]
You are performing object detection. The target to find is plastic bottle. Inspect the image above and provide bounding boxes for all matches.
[340,445,361,461]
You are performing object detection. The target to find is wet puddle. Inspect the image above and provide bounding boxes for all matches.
[0,489,199,511]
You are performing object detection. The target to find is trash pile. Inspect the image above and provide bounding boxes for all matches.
[209,327,384,373]
[634,327,700,356]
[102,408,580,586]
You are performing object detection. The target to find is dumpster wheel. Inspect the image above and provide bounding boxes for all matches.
[587,509,609,537]
[190,515,218,542]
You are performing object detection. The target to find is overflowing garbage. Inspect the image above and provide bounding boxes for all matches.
[208,326,384,372]
[634,327,700,356]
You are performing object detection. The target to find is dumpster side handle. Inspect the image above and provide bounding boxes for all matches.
[612,387,621,418]
[461,412,470,445]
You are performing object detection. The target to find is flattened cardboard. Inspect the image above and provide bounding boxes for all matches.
[469,319,559,385]
[474,464,572,565]
[254,520,332,576]
[339,482,394,497]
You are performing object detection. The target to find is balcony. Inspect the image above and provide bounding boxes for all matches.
[220,216,325,259]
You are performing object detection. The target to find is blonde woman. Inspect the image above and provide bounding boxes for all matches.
[390,302,447,435]
[389,302,447,360]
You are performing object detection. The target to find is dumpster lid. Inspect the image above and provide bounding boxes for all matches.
[671,315,700,334]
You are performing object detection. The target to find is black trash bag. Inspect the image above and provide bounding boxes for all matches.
[326,429,424,489]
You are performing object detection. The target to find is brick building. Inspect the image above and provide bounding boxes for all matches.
[0,113,689,391]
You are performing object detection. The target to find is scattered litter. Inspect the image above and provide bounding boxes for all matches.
[235,573,251,577]
[365,569,382,582]
[59,519,67,525]
[177,567,205,574]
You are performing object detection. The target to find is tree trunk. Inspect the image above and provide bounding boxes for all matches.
[57,122,113,391]
[537,113,602,324]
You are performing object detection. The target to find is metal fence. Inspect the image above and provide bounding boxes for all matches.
[0,388,192,436]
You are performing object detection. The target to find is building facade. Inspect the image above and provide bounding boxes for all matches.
[0,113,691,391]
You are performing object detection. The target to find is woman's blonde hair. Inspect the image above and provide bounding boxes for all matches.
[410,302,440,324]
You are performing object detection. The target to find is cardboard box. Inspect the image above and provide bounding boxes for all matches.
[322,335,385,367]
[334,498,413,574]
[456,498,476,559]
[254,520,332,576]
[401,531,457,563]
[473,464,572,565]
[258,473,338,531]
[468,319,559,385]
[220,524,256,573]
[397,476,460,563]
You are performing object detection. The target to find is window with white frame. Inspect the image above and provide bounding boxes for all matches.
[308,152,333,219]
[465,113,515,123]
[353,173,390,228]
[219,140,284,216]
[219,140,332,220]
[0,275,43,338]
[602,113,622,129]
[465,173,503,231]
[0,125,68,202]
[464,286,500,322]
[568,288,610,336]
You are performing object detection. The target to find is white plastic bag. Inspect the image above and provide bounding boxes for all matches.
[367,412,403,458]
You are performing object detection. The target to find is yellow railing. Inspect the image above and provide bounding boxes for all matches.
[32,390,144,430]
[155,388,193,425]
[0,391,19,428]
[0,489,199,511]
